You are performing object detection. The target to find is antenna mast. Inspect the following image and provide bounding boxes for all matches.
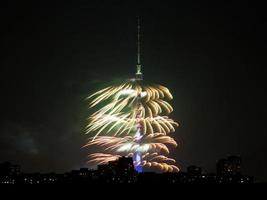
[136,16,143,80]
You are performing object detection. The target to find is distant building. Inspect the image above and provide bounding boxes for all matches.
[0,162,20,176]
[0,162,21,184]
[215,156,253,183]
[97,156,135,183]
[216,156,241,176]
[98,156,134,174]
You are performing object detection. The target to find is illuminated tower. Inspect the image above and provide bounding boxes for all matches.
[85,17,179,173]
[133,17,143,172]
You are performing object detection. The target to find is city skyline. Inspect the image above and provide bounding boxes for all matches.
[0,155,255,184]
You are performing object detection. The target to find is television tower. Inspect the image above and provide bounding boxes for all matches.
[134,16,143,173]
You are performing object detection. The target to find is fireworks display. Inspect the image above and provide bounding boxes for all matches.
[84,18,179,172]
[85,81,179,172]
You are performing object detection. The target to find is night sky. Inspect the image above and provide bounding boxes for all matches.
[1,1,266,181]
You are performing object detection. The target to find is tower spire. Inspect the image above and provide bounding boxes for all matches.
[136,16,143,80]
[137,16,140,65]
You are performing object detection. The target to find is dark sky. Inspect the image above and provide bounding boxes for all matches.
[1,1,266,181]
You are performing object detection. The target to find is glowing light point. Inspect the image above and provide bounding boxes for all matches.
[134,153,143,173]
